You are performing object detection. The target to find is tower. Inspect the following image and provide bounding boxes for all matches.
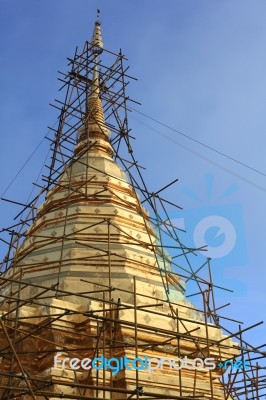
[0,16,265,400]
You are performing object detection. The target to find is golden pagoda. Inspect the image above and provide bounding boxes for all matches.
[0,17,249,400]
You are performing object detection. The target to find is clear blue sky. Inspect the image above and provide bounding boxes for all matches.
[0,0,266,345]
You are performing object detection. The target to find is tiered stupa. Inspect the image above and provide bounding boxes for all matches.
[0,18,238,399]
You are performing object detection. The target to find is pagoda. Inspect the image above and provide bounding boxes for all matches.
[0,17,240,400]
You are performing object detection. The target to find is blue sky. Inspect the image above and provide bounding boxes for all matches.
[0,0,266,345]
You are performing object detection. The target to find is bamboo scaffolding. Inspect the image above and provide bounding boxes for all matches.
[0,22,265,400]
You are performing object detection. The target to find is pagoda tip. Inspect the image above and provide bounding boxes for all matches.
[96,9,101,23]
[91,11,103,53]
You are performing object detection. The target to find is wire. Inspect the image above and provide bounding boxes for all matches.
[131,114,266,192]
[0,121,58,198]
[0,137,46,198]
[20,147,51,220]
[131,107,266,178]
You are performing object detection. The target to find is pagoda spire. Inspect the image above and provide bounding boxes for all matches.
[91,10,103,51]
[75,16,113,157]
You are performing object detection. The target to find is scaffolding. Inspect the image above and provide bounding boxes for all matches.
[0,18,265,400]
